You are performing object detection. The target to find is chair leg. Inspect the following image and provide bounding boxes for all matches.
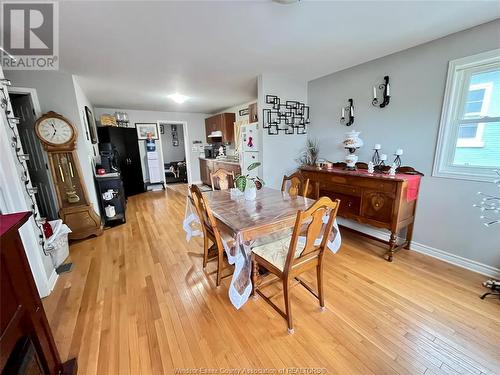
[317,264,325,311]
[283,279,294,334]
[216,248,223,287]
[203,236,209,269]
[251,255,258,298]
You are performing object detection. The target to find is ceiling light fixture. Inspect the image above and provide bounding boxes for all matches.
[168,93,188,104]
[272,0,300,4]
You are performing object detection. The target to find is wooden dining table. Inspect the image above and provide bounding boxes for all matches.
[198,187,340,309]
[203,187,315,242]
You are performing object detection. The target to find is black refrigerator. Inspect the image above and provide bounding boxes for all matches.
[97,127,145,197]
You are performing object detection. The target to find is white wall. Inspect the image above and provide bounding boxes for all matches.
[94,108,209,183]
[308,20,500,271]
[220,100,257,123]
[258,73,308,189]
[160,123,186,163]
[72,76,100,214]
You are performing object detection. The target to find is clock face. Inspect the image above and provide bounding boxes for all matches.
[37,117,74,145]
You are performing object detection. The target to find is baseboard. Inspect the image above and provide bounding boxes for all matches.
[47,269,59,292]
[338,218,500,279]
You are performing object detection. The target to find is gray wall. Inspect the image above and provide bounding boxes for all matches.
[308,20,500,269]
[161,123,186,163]
[95,108,209,183]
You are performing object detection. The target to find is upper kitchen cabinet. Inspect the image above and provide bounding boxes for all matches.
[205,113,236,143]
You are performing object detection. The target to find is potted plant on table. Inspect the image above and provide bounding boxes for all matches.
[234,162,264,201]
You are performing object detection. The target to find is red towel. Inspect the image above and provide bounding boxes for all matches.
[398,174,421,201]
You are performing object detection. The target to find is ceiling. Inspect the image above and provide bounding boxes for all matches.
[59,1,500,114]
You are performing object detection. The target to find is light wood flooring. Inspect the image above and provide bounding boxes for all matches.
[43,188,500,375]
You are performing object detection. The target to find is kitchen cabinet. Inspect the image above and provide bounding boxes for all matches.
[205,113,236,144]
[248,102,258,123]
[199,158,241,187]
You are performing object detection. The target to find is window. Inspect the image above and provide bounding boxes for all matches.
[433,49,500,181]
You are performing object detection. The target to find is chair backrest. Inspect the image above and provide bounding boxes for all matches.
[281,172,310,197]
[210,168,235,191]
[283,197,340,273]
[189,185,223,249]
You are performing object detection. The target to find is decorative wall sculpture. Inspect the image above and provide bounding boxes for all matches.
[263,95,310,135]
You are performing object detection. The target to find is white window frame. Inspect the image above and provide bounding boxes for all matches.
[455,82,491,148]
[433,49,500,182]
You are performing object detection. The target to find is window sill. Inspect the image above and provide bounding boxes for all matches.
[432,168,499,182]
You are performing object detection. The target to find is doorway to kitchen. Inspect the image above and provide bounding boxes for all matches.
[9,87,59,220]
[159,121,190,188]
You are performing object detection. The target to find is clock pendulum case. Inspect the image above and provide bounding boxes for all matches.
[34,111,102,240]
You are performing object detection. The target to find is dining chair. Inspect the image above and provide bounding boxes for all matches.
[281,172,310,197]
[189,184,232,286]
[251,196,340,333]
[210,168,235,191]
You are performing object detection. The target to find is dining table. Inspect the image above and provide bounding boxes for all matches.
[183,187,341,309]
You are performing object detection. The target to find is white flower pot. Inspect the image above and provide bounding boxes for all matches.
[244,187,257,201]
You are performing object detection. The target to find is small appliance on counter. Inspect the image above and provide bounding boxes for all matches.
[98,142,119,173]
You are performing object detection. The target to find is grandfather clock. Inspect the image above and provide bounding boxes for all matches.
[34,111,102,240]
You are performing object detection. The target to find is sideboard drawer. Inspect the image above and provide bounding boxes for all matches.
[319,189,360,217]
[361,191,394,223]
[319,182,362,197]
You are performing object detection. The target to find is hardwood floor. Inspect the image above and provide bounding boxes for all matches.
[42,189,500,375]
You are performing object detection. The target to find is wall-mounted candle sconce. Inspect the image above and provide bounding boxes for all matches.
[372,76,391,108]
[340,98,354,126]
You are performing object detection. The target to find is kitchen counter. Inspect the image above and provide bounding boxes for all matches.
[199,157,242,186]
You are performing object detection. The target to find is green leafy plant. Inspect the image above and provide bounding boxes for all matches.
[234,162,264,192]
[296,138,320,166]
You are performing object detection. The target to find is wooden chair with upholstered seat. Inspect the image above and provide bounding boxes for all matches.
[210,168,235,191]
[190,184,232,286]
[281,172,310,197]
[251,196,340,333]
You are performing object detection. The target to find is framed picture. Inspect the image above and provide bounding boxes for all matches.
[159,124,165,134]
[84,106,98,144]
[135,123,159,140]
[239,107,249,116]
[173,140,179,147]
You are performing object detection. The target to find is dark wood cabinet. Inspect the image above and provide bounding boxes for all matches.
[0,212,76,374]
[248,102,258,123]
[300,166,421,262]
[205,113,236,144]
[199,158,241,187]
[97,127,145,197]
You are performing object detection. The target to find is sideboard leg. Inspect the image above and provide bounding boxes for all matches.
[404,223,414,250]
[387,232,397,262]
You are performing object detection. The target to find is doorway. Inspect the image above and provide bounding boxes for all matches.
[159,121,190,185]
[9,89,59,219]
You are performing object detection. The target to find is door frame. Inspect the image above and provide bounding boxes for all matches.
[157,120,192,183]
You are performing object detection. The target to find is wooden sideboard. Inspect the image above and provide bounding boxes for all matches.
[300,166,421,261]
[0,212,76,374]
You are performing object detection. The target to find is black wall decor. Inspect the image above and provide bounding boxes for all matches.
[372,75,391,108]
[263,95,309,135]
[340,98,355,126]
